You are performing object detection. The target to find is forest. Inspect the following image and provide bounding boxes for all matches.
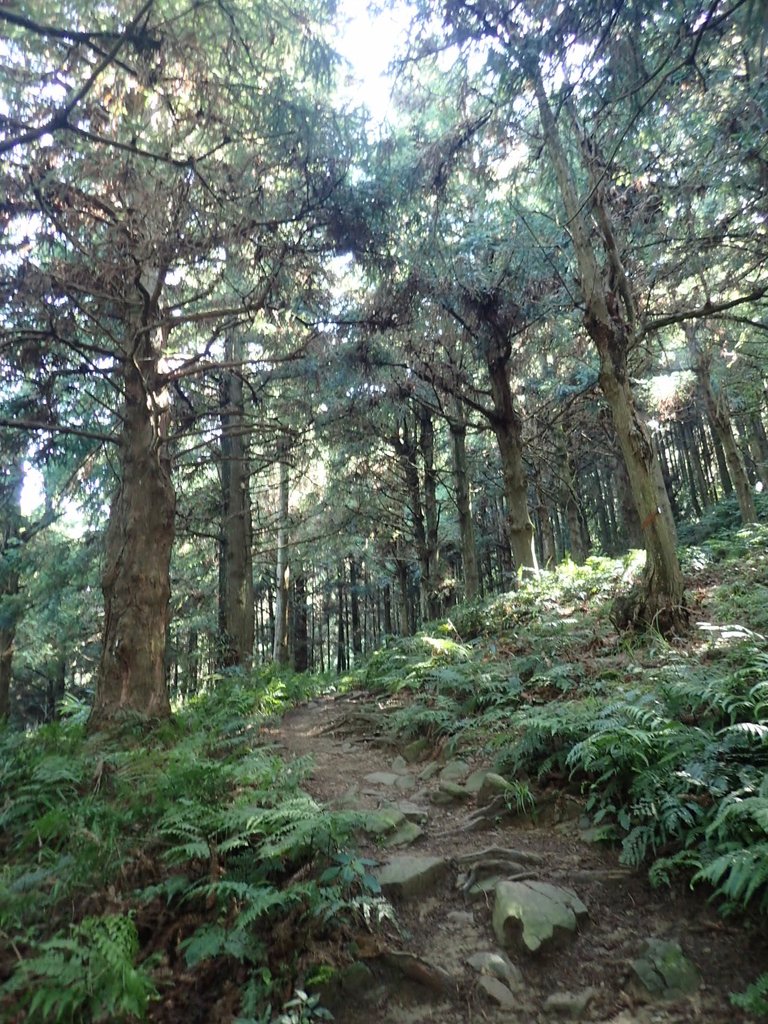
[1,0,768,1020]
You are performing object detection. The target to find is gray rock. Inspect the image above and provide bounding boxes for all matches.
[440,758,471,782]
[391,755,409,773]
[544,988,597,1018]
[364,771,400,787]
[362,807,405,835]
[464,769,491,794]
[429,781,470,804]
[419,762,441,781]
[382,821,424,847]
[493,880,588,953]
[467,950,523,988]
[376,855,449,898]
[394,773,417,791]
[477,975,518,1008]
[631,938,700,1000]
[476,772,514,806]
[395,800,429,823]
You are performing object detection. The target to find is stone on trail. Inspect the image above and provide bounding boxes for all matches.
[467,950,523,989]
[364,771,400,787]
[493,880,588,953]
[476,771,514,807]
[362,807,406,835]
[393,799,429,823]
[464,768,491,794]
[631,938,701,1000]
[382,820,424,847]
[544,987,598,1019]
[390,754,409,773]
[394,773,417,791]
[477,974,518,1008]
[419,761,441,781]
[429,780,471,804]
[376,854,449,898]
[440,758,471,782]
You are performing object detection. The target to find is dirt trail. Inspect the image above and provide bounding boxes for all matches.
[276,691,767,1024]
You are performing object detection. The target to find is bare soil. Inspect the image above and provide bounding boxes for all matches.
[275,691,768,1024]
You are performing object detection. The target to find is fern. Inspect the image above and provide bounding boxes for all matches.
[2,914,156,1022]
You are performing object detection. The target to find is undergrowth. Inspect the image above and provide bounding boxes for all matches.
[361,517,768,1013]
[0,673,377,1022]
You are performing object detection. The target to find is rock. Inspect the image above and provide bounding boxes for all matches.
[476,772,514,806]
[362,807,406,835]
[394,773,416,791]
[364,771,400,787]
[467,875,504,898]
[376,855,449,898]
[394,800,429,823]
[402,737,430,763]
[382,821,424,847]
[493,881,588,953]
[433,780,472,803]
[419,762,441,781]
[464,769,491,795]
[631,938,701,1000]
[391,755,409,773]
[440,758,471,782]
[544,988,597,1018]
[477,975,518,1008]
[467,950,523,988]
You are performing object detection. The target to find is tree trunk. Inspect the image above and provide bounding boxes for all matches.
[747,413,768,490]
[449,410,480,600]
[419,408,441,618]
[273,454,290,665]
[532,65,686,631]
[292,569,309,672]
[90,338,175,729]
[349,555,363,659]
[485,343,538,574]
[690,336,756,524]
[218,334,255,668]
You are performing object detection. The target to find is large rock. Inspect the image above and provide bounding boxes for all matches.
[493,881,588,953]
[631,938,700,1000]
[430,780,471,804]
[440,758,471,782]
[376,855,449,898]
[544,988,598,1019]
[364,771,400,787]
[477,975,518,1008]
[476,772,514,806]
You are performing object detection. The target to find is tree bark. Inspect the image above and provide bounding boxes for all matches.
[485,341,538,574]
[449,409,480,600]
[292,569,309,672]
[419,408,441,618]
[90,331,175,729]
[218,334,255,668]
[273,453,290,665]
[0,460,23,721]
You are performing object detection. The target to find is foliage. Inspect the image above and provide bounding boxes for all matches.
[0,678,371,1021]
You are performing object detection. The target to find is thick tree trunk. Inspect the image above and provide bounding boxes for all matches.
[0,623,14,721]
[292,570,309,672]
[485,345,538,574]
[533,65,686,631]
[747,413,768,490]
[0,460,24,721]
[273,455,290,665]
[449,411,480,600]
[90,346,175,729]
[557,431,589,563]
[218,335,255,668]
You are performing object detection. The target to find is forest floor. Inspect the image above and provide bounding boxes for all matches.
[275,686,768,1024]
